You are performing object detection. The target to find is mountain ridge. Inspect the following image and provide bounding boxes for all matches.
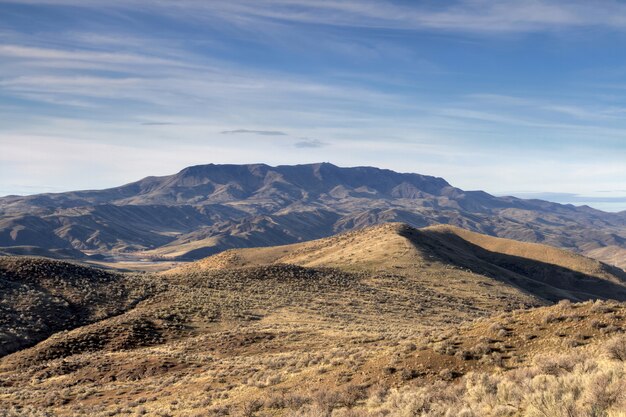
[1,163,624,269]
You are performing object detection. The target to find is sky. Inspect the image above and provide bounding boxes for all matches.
[1,0,625,211]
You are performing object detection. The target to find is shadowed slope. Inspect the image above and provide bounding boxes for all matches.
[413,225,626,302]
[0,257,156,357]
[424,224,625,280]
[176,223,626,303]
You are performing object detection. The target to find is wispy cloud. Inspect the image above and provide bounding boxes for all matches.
[0,40,407,119]
[294,138,327,148]
[220,129,287,136]
[0,44,184,67]
[468,93,625,122]
[9,1,626,33]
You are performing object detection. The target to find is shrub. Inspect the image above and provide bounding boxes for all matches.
[434,339,457,355]
[606,336,626,362]
[237,399,262,417]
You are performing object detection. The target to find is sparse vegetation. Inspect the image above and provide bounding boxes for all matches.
[1,225,626,416]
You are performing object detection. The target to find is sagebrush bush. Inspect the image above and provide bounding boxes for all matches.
[606,336,626,362]
[281,348,626,417]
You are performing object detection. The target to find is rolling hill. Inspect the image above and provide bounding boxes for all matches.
[0,257,156,357]
[1,163,624,270]
[172,223,626,303]
[1,224,626,416]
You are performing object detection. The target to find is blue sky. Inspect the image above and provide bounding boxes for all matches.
[1,1,625,211]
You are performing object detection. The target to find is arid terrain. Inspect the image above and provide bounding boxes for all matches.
[1,223,626,416]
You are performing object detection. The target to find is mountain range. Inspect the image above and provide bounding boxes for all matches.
[1,162,625,269]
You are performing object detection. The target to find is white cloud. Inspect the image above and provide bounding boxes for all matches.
[0,44,182,66]
[8,0,626,33]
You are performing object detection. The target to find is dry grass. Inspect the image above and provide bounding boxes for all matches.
[324,347,626,417]
[2,294,625,416]
[0,256,157,357]
[2,224,626,416]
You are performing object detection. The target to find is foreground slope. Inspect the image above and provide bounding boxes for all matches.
[2,290,626,415]
[0,257,156,357]
[1,225,626,415]
[1,163,624,269]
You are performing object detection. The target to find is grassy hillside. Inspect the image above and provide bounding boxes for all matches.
[174,223,626,303]
[1,225,626,416]
[0,257,157,357]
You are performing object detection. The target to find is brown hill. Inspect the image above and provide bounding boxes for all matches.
[173,223,626,303]
[0,257,156,357]
[586,245,626,270]
[1,226,626,416]
[2,275,625,415]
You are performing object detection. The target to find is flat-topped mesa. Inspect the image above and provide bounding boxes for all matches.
[0,163,454,209]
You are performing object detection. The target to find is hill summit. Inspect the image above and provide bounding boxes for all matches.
[175,222,626,303]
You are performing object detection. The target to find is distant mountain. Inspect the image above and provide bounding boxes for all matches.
[1,163,625,267]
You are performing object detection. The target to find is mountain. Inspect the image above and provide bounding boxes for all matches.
[1,163,624,268]
[2,224,626,416]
